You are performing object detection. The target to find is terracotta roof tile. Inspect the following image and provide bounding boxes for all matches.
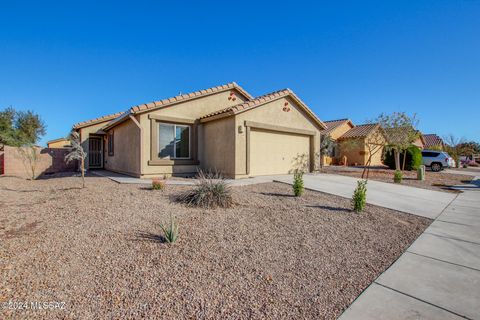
[321,119,354,135]
[73,111,126,129]
[423,134,444,148]
[339,123,380,139]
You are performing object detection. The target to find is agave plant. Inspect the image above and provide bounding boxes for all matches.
[159,215,179,244]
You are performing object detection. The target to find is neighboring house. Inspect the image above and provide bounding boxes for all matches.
[336,123,387,166]
[422,134,444,150]
[47,138,71,148]
[73,82,326,178]
[384,128,426,150]
[320,119,355,165]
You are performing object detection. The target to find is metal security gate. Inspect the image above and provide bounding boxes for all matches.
[88,137,103,168]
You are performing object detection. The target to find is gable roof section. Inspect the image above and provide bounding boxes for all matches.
[129,82,252,114]
[101,82,253,131]
[321,119,354,135]
[199,89,326,130]
[339,123,381,140]
[423,134,444,148]
[73,111,126,129]
[384,127,424,145]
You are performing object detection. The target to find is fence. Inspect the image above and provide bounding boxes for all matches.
[0,145,77,179]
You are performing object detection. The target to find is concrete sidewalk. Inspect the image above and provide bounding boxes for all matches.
[339,177,480,320]
[274,173,456,219]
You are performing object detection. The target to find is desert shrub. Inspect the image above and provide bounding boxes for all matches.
[177,170,233,209]
[352,180,367,213]
[160,215,179,244]
[384,145,422,171]
[394,170,403,183]
[152,178,166,190]
[293,170,304,197]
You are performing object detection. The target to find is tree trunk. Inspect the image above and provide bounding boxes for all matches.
[402,149,407,171]
[394,149,401,171]
[81,158,85,188]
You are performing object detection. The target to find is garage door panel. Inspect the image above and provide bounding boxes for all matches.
[250,129,310,175]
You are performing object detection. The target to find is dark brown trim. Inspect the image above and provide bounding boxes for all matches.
[244,121,316,136]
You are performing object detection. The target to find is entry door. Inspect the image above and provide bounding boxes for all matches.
[88,137,103,168]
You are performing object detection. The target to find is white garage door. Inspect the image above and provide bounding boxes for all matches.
[250,129,310,175]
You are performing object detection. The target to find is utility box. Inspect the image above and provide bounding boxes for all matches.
[417,165,426,181]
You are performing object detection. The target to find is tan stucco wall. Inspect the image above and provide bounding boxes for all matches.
[338,138,367,166]
[47,139,71,148]
[199,117,236,177]
[338,133,386,166]
[104,118,141,176]
[234,96,321,178]
[138,89,248,177]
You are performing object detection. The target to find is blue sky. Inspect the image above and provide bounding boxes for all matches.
[1,0,479,146]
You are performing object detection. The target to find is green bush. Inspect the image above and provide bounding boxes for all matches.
[352,180,367,213]
[293,170,304,197]
[160,215,179,244]
[394,170,403,183]
[178,170,233,209]
[384,145,422,171]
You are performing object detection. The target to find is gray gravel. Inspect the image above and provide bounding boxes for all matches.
[0,175,430,319]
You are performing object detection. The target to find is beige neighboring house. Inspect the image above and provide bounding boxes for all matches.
[320,119,355,165]
[336,123,387,166]
[47,138,71,148]
[73,82,326,178]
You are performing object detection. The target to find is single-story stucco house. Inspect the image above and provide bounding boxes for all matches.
[72,82,326,179]
[320,119,387,166]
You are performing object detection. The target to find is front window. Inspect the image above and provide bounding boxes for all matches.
[158,123,190,159]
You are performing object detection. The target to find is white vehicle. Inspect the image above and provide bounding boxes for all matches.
[421,150,454,172]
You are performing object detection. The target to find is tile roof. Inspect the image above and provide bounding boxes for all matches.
[100,82,253,131]
[384,127,423,145]
[339,123,380,139]
[74,82,252,130]
[200,89,326,129]
[423,134,444,148]
[129,82,252,114]
[73,111,126,129]
[321,119,354,135]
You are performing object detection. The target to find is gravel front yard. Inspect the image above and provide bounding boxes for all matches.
[321,166,472,193]
[1,175,430,319]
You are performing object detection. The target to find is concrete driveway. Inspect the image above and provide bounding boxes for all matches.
[274,173,456,219]
[339,177,480,320]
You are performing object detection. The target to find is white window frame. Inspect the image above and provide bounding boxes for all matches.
[158,122,191,159]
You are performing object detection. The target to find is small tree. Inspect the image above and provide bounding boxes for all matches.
[16,145,40,180]
[352,180,367,213]
[65,131,87,188]
[376,112,419,171]
[443,134,466,166]
[293,170,304,196]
